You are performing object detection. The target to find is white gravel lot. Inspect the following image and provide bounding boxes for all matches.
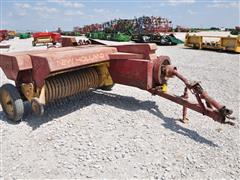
[0,32,239,179]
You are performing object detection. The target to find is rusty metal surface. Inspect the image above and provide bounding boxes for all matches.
[153,56,171,86]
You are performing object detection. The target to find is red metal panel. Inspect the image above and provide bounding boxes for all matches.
[31,46,117,87]
[109,58,153,90]
[0,53,32,81]
[33,32,61,42]
[31,46,117,73]
[109,52,144,60]
[148,89,224,122]
[51,33,61,42]
[33,32,60,37]
[112,43,158,60]
[33,32,51,38]
[0,47,79,81]
[33,32,47,38]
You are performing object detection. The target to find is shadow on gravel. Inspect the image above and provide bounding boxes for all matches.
[0,90,218,147]
[183,47,239,55]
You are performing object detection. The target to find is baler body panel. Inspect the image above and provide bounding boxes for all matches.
[112,43,158,60]
[0,53,32,80]
[30,46,117,87]
[0,47,78,81]
[110,58,153,90]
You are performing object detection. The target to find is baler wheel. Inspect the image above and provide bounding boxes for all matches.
[31,98,44,116]
[0,84,24,122]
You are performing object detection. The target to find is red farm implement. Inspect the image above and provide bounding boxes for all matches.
[0,41,235,126]
[0,30,9,42]
[32,32,61,46]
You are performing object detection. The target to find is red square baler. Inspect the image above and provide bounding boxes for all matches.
[0,43,234,125]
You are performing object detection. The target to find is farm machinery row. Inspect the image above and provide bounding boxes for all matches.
[0,30,33,41]
[78,16,182,45]
[0,38,235,127]
[86,31,183,45]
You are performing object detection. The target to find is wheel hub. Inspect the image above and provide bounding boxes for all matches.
[1,90,14,116]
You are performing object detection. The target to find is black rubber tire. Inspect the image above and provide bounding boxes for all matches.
[0,84,24,122]
[52,42,57,45]
[100,84,115,91]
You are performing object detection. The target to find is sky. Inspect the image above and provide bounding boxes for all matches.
[0,0,239,32]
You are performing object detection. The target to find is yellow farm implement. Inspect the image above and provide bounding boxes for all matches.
[185,34,240,53]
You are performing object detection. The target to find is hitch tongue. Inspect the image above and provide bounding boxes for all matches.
[151,65,235,125]
[190,82,235,125]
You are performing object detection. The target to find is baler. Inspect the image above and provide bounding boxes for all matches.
[0,42,235,125]
[32,32,61,46]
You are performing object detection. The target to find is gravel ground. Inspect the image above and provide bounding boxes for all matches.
[0,33,239,179]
